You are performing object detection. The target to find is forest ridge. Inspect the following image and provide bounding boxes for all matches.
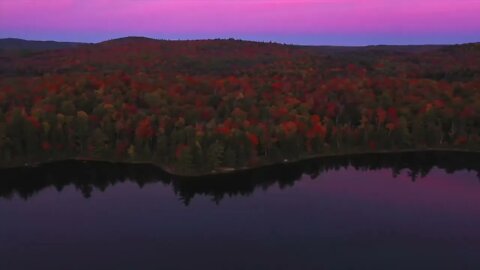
[0,38,479,175]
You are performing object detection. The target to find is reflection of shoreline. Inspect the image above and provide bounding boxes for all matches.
[0,151,479,204]
[1,148,480,177]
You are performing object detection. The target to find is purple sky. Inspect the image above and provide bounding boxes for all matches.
[1,0,479,45]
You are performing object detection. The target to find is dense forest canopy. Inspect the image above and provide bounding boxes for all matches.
[0,38,479,174]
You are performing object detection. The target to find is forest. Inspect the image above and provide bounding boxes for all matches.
[0,37,479,175]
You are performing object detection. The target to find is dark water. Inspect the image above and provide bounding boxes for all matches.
[1,152,479,270]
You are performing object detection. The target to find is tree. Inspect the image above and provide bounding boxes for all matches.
[206,141,224,171]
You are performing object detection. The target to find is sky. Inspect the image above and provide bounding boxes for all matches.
[0,0,479,45]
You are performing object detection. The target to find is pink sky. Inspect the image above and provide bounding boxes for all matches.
[1,0,479,45]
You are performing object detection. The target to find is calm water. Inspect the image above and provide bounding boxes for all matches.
[1,152,479,270]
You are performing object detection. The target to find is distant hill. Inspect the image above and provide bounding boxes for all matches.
[1,37,475,54]
[0,37,478,77]
[301,44,451,56]
[100,37,450,53]
[0,38,87,51]
[99,36,161,44]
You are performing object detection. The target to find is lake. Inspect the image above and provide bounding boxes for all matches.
[1,151,479,270]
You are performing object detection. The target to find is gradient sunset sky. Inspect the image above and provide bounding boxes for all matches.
[1,0,479,45]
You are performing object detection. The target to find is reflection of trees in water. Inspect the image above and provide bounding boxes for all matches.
[0,151,478,205]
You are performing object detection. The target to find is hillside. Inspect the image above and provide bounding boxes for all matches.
[0,37,471,76]
[0,38,87,51]
[0,38,479,175]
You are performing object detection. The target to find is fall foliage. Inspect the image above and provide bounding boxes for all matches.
[0,38,479,174]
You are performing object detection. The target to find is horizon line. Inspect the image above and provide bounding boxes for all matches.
[1,36,479,47]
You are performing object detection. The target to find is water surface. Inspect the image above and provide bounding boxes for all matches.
[1,152,479,270]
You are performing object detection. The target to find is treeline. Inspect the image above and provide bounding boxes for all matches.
[0,40,479,174]
[1,151,479,202]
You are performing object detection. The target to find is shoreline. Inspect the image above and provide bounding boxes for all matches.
[1,148,479,178]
